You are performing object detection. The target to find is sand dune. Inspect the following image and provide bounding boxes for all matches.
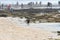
[0,17,54,40]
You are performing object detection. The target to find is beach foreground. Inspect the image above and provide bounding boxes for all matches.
[0,17,59,40]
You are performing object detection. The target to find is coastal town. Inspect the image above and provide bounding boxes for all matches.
[0,1,60,22]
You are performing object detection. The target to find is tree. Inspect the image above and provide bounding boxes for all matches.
[21,3,24,8]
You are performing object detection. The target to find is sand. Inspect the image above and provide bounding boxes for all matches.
[0,17,54,40]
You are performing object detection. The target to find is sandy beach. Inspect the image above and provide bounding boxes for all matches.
[0,17,55,40]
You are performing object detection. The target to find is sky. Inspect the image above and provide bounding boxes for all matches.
[0,0,60,4]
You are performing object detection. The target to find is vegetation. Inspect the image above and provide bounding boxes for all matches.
[0,10,60,23]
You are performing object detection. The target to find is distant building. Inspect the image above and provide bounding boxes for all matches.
[1,4,4,9]
[36,2,38,5]
[21,3,24,8]
[1,1,60,12]
[28,2,34,8]
[16,1,19,6]
[47,2,52,7]
[39,2,41,5]
[58,1,60,5]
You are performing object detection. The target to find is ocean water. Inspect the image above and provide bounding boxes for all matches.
[29,23,60,32]
[6,17,60,32]
[9,17,60,32]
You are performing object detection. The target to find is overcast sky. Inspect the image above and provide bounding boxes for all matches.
[0,0,60,4]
